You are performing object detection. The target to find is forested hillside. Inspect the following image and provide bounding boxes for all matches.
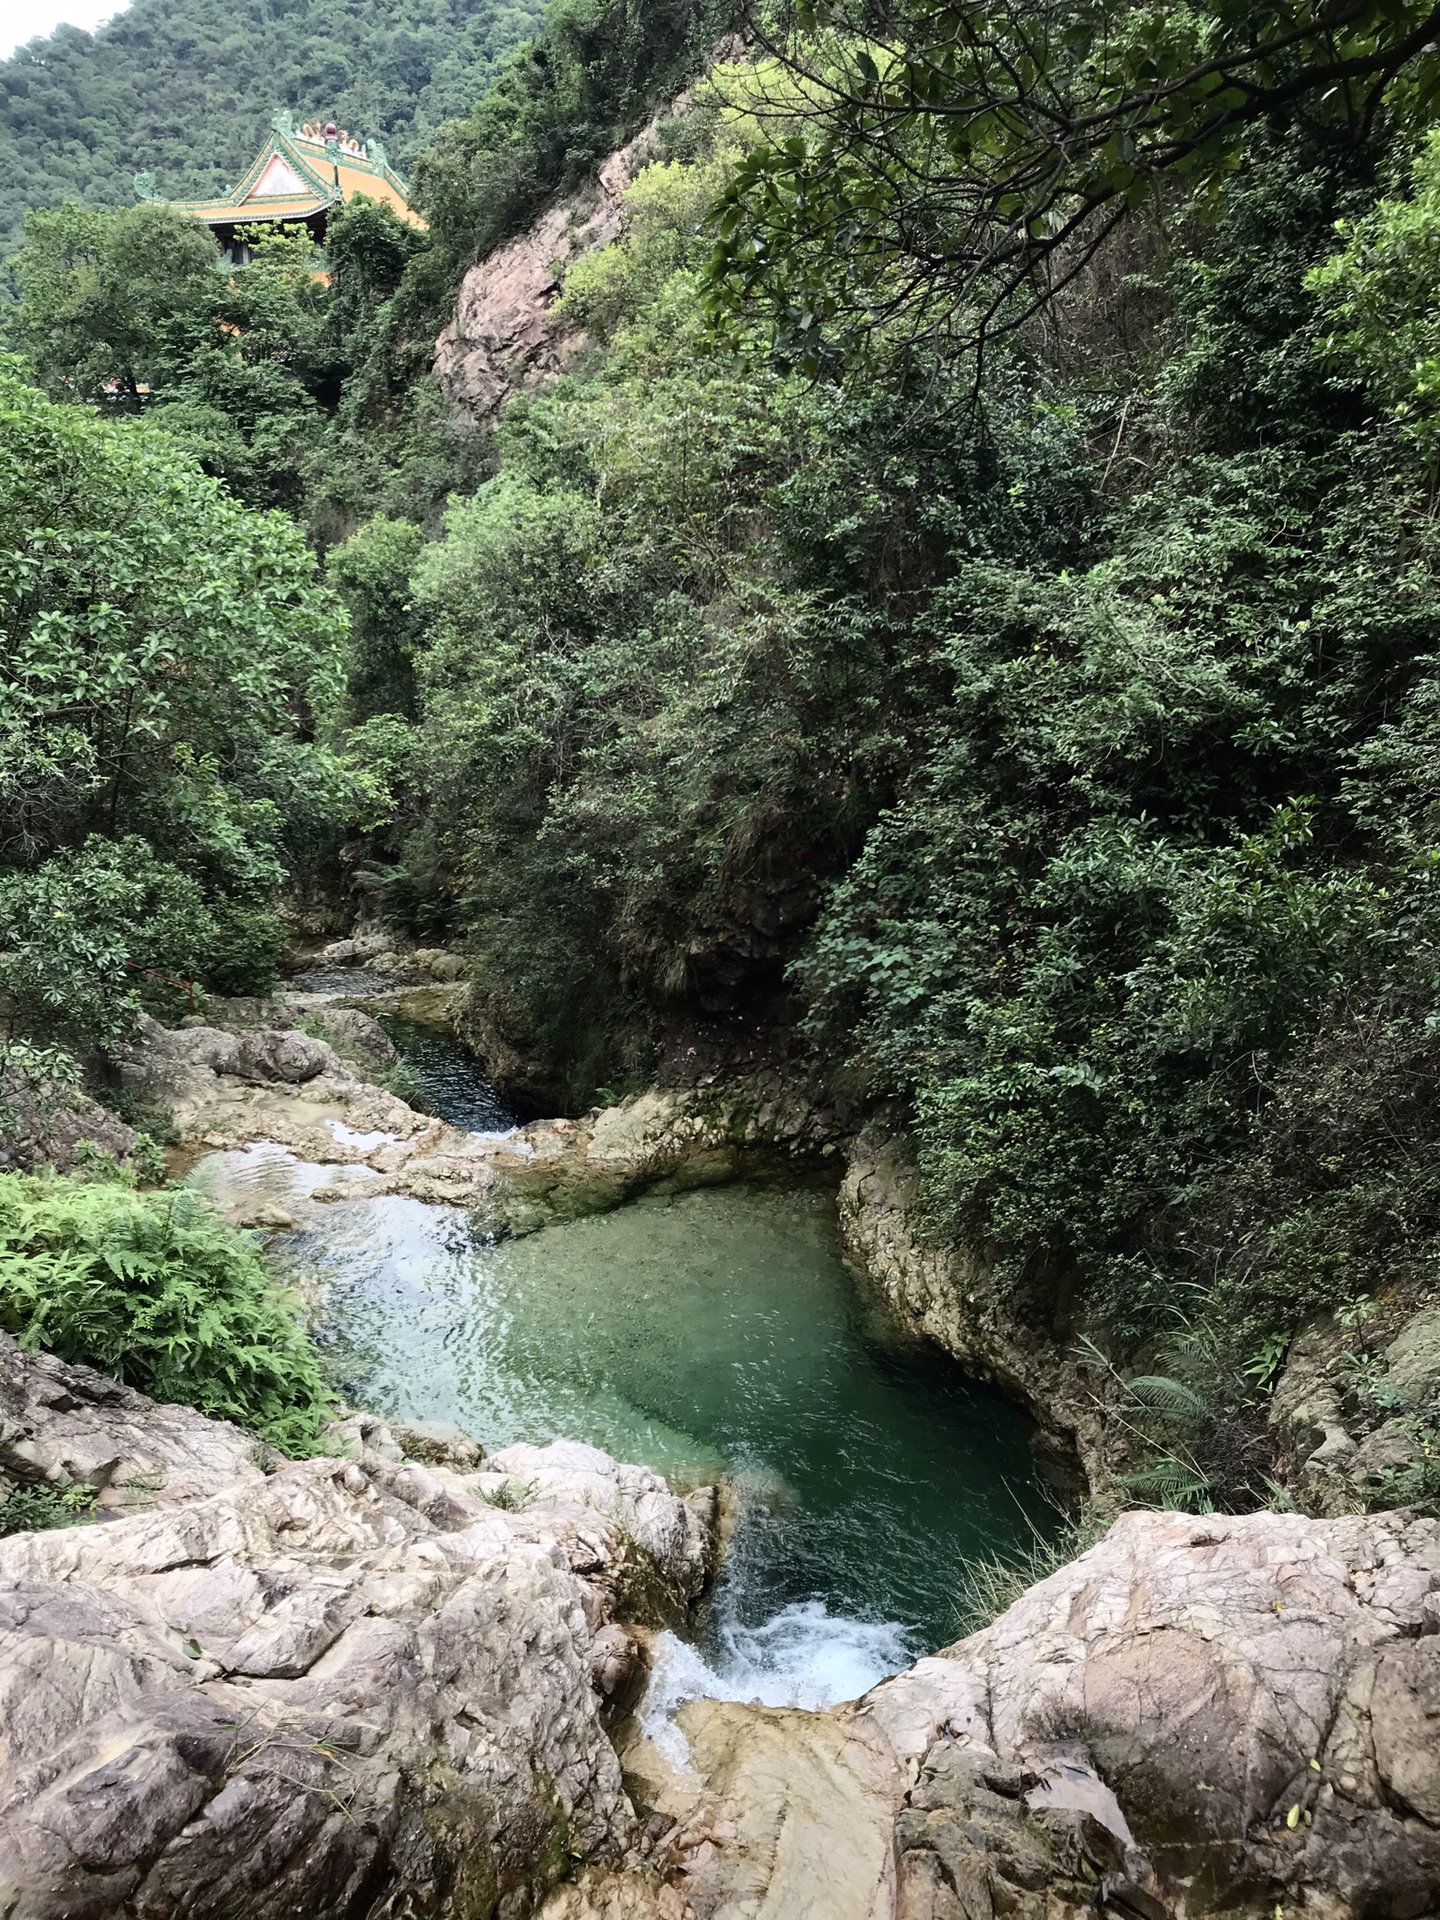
[0,0,545,254]
[6,0,1440,1524]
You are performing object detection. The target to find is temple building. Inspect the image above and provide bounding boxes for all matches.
[164,113,424,261]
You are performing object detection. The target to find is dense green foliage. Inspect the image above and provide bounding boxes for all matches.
[347,96,1440,1503]
[5,199,457,526]
[0,1480,97,1537]
[0,0,545,257]
[0,1171,334,1451]
[0,360,351,1048]
[706,2,1440,368]
[10,0,1440,1514]
[412,0,733,291]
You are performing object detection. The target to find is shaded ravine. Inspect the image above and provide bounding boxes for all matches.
[193,1007,1054,1718]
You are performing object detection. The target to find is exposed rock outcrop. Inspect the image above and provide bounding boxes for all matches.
[299,1006,399,1070]
[116,1013,431,1158]
[0,1069,141,1176]
[870,1505,1440,1920]
[4,1193,1440,1919]
[0,1344,715,1919]
[122,1013,844,1235]
[1272,1297,1440,1516]
[433,131,653,416]
[0,1331,265,1515]
[838,1129,1106,1497]
[548,1507,1440,1920]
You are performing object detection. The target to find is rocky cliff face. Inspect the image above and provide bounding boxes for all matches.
[837,1129,1108,1496]
[433,128,653,417]
[0,1337,714,1919]
[838,1127,1440,1522]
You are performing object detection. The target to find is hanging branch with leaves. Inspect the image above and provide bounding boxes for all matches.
[704,0,1440,369]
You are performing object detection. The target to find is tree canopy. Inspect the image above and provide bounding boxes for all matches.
[0,358,352,1043]
[705,0,1440,366]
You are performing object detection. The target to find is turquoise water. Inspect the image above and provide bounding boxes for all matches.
[204,1001,1052,1701]
[377,1015,517,1131]
[282,1179,1048,1667]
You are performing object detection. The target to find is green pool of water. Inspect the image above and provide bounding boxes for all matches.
[281,1178,1049,1677]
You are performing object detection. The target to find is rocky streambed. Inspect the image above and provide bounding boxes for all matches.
[1,1329,1437,1919]
[3,966,1439,1917]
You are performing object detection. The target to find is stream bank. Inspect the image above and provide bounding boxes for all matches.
[2,1330,1437,1920]
[5,973,1439,1916]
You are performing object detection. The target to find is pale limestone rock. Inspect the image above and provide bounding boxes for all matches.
[0,1365,716,1918]
[610,1695,903,1920]
[1271,1296,1440,1512]
[0,1332,264,1514]
[838,1130,1103,1494]
[303,1006,398,1068]
[316,932,394,966]
[126,1005,840,1234]
[483,1442,714,1615]
[868,1506,1440,1919]
[1383,1304,1440,1407]
[0,1070,140,1175]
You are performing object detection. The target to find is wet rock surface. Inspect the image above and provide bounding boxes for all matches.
[0,1344,715,1919]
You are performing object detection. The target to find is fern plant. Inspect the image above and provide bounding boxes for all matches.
[0,1173,335,1454]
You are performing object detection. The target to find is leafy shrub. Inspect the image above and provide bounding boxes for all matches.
[952,1509,1107,1640]
[0,1480,96,1537]
[0,1173,335,1454]
[0,362,353,1047]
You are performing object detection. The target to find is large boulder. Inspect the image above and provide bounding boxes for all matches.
[0,1392,715,1917]
[0,1071,140,1177]
[303,1007,399,1069]
[0,1332,264,1515]
[868,1506,1440,1920]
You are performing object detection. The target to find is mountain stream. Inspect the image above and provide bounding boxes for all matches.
[190,1008,1052,1739]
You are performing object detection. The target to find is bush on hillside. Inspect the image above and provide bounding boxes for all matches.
[0,361,353,1047]
[0,1172,335,1455]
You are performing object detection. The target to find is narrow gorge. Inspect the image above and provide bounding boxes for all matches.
[5,0,1440,1913]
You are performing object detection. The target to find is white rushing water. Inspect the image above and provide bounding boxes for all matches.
[640,1603,914,1763]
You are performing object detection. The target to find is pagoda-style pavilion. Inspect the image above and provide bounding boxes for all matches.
[166,113,424,261]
